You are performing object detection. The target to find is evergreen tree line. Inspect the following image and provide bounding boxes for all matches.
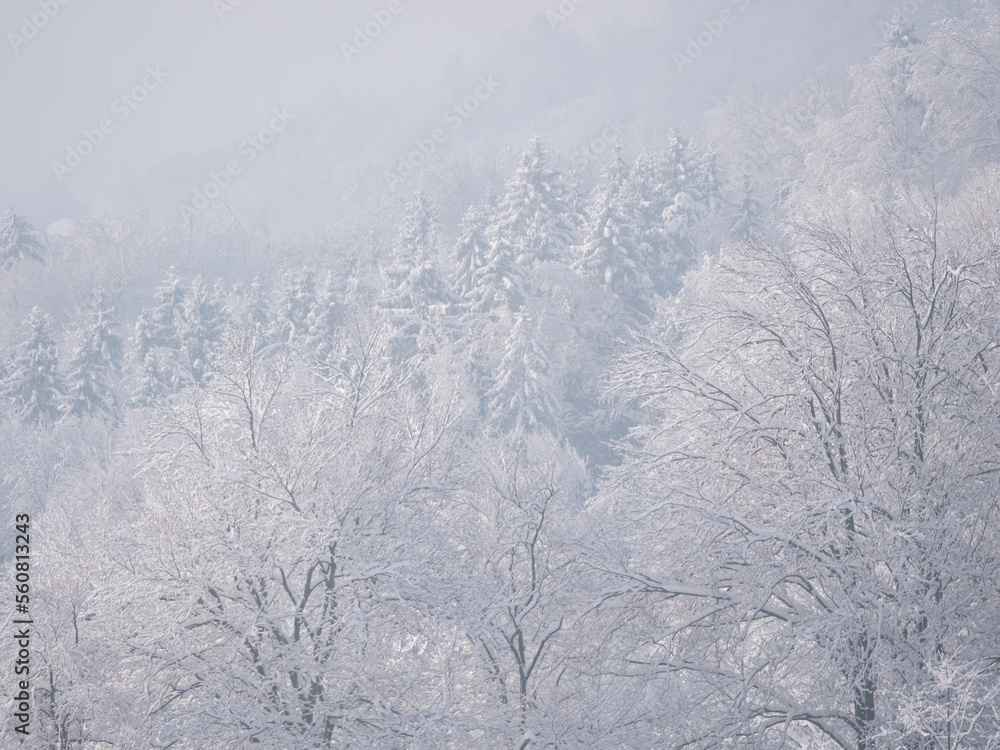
[0,133,726,465]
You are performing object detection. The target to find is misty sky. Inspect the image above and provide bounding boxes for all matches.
[1,1,658,208]
[1,0,950,227]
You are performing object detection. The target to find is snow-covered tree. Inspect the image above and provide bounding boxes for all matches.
[469,137,581,317]
[438,436,588,746]
[495,136,580,263]
[60,289,123,421]
[1,308,64,425]
[267,267,318,348]
[381,194,458,362]
[729,165,766,240]
[224,277,271,348]
[130,268,188,406]
[452,197,494,304]
[574,146,655,320]
[882,15,920,50]
[886,654,1000,750]
[178,275,227,385]
[302,270,344,368]
[385,192,439,283]
[0,208,46,271]
[486,310,560,439]
[467,229,530,316]
[631,133,719,295]
[595,185,1000,749]
[38,319,473,747]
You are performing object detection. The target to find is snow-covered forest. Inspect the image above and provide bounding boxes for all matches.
[3,1,1000,748]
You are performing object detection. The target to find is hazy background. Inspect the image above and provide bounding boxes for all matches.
[1,0,962,237]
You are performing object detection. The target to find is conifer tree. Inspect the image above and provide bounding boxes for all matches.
[304,270,344,366]
[60,289,123,421]
[267,268,317,348]
[130,269,187,405]
[486,310,560,439]
[574,146,655,320]
[630,133,719,295]
[490,136,581,266]
[381,194,457,361]
[469,138,581,317]
[178,275,227,385]
[0,208,46,271]
[1,308,64,425]
[452,198,494,304]
[224,278,271,350]
[730,166,765,240]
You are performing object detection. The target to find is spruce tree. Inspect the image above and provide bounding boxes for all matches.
[267,268,317,348]
[485,310,560,439]
[730,166,765,240]
[0,208,46,271]
[1,308,65,425]
[630,133,719,295]
[452,198,494,304]
[490,136,580,266]
[469,138,581,317]
[178,275,227,385]
[60,289,123,421]
[468,227,529,316]
[304,270,344,367]
[381,194,457,362]
[574,146,655,320]
[130,268,187,405]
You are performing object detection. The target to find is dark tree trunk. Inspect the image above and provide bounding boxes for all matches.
[854,631,876,750]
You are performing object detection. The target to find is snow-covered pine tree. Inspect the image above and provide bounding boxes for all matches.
[485,310,560,439]
[267,267,317,348]
[178,275,227,385]
[452,198,494,305]
[381,193,457,362]
[574,145,655,321]
[384,192,439,288]
[303,270,344,367]
[730,166,765,240]
[60,289,123,421]
[0,208,46,271]
[130,268,188,406]
[1,308,65,425]
[468,225,529,316]
[451,196,502,402]
[630,133,719,296]
[468,137,582,318]
[491,136,581,266]
[224,277,271,350]
[883,14,920,50]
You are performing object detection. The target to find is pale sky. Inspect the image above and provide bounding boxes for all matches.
[0,1,664,208]
[0,0,950,225]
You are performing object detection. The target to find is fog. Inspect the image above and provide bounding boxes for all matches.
[5,3,999,748]
[3,0,950,234]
